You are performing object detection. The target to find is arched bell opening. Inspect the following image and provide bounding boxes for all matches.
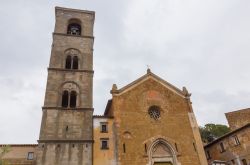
[67,19,81,36]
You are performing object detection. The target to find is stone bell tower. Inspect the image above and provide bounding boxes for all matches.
[36,7,95,165]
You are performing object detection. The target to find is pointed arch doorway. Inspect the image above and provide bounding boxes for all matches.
[148,139,178,165]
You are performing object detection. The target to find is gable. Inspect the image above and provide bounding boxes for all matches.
[111,70,190,99]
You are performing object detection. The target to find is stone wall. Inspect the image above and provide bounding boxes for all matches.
[204,125,250,165]
[226,108,250,130]
[0,145,37,165]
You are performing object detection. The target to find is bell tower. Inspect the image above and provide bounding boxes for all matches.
[36,7,95,165]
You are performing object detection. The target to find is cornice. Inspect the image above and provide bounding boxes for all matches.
[42,107,94,111]
[48,68,94,74]
[38,139,94,143]
[53,33,94,39]
[55,6,95,15]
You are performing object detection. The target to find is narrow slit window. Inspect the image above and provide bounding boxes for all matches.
[175,143,178,152]
[62,91,69,107]
[193,142,197,152]
[233,136,240,145]
[144,144,147,153]
[219,142,225,152]
[206,150,211,159]
[72,56,78,69]
[123,143,126,153]
[65,55,72,69]
[70,91,77,108]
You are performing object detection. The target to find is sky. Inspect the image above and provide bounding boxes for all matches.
[0,0,250,144]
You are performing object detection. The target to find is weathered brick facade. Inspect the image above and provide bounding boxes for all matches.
[226,108,250,130]
[99,70,207,165]
[0,144,37,165]
[204,108,250,164]
[204,124,250,165]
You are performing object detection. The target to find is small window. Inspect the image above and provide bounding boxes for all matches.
[67,23,81,35]
[70,91,77,108]
[233,136,240,146]
[72,56,78,69]
[65,55,72,69]
[206,150,211,159]
[27,152,34,160]
[62,90,69,107]
[101,139,109,149]
[100,123,108,133]
[219,142,225,153]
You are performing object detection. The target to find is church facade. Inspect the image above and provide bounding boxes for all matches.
[0,7,208,165]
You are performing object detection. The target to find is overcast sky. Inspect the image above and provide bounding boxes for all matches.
[0,0,250,144]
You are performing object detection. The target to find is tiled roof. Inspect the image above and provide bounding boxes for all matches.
[204,123,250,148]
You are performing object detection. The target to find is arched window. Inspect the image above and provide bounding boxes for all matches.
[72,56,78,69]
[61,90,77,108]
[62,91,69,107]
[65,48,80,70]
[67,23,81,35]
[65,55,79,70]
[70,91,77,108]
[61,83,79,108]
[65,55,72,69]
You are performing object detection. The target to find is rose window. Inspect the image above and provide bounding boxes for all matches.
[148,106,161,120]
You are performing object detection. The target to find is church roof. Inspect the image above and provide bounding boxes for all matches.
[204,123,250,148]
[110,69,190,98]
[0,144,38,147]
